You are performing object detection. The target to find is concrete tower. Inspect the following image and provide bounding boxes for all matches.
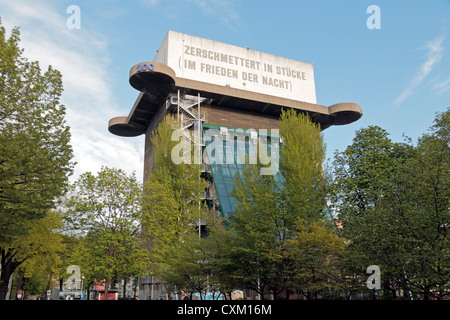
[108,31,362,299]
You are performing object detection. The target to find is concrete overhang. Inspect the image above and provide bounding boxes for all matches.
[108,62,362,137]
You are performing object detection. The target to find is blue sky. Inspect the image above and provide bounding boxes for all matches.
[1,0,449,180]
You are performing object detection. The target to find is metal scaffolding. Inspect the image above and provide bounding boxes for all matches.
[165,91,223,236]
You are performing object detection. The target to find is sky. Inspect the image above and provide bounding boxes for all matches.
[1,0,449,182]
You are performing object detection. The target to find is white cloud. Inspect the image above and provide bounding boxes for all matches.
[395,35,445,105]
[141,0,241,30]
[433,76,450,94]
[1,1,144,181]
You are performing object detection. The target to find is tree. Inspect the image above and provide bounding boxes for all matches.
[142,114,208,273]
[278,109,327,224]
[0,211,65,300]
[229,164,285,299]
[330,125,395,216]
[223,109,332,299]
[65,167,149,300]
[0,21,74,299]
[161,233,226,300]
[385,109,450,299]
[331,109,450,299]
[280,218,347,299]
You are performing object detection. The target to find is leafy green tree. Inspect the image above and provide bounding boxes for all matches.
[278,109,327,224]
[331,109,449,299]
[0,211,65,299]
[198,216,242,299]
[223,109,331,299]
[229,164,285,299]
[161,233,226,300]
[330,125,395,216]
[142,114,208,273]
[409,109,450,299]
[0,21,74,299]
[280,218,347,299]
[65,167,149,300]
[378,109,450,299]
[329,126,396,298]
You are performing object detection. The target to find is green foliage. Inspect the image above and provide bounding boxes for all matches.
[162,109,340,300]
[0,20,74,300]
[1,210,66,299]
[279,109,327,223]
[162,233,225,300]
[331,108,450,299]
[281,219,347,299]
[65,167,149,293]
[0,21,74,243]
[208,109,335,299]
[16,211,66,277]
[142,115,208,271]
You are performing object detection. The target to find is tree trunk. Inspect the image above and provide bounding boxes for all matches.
[123,278,127,298]
[272,289,278,300]
[46,272,54,300]
[0,251,19,300]
[423,286,432,300]
[104,278,109,300]
[0,270,11,300]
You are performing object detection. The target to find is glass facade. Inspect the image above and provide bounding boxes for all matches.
[202,123,333,222]
[203,123,281,220]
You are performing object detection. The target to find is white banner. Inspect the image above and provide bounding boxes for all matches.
[154,31,317,104]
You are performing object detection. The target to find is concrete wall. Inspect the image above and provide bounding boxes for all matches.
[157,31,317,104]
[202,104,279,131]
